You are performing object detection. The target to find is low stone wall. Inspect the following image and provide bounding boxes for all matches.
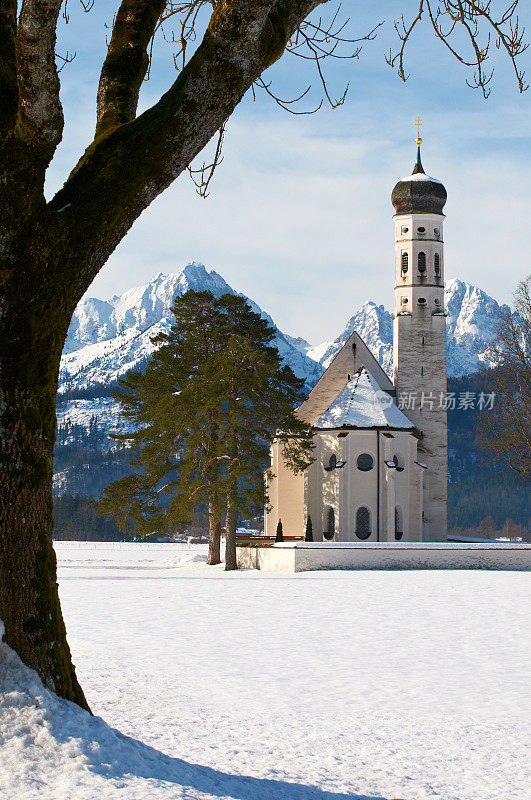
[236,542,531,573]
[236,546,296,573]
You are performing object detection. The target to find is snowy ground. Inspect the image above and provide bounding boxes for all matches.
[1,542,529,800]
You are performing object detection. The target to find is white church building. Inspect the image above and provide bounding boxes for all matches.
[265,139,448,543]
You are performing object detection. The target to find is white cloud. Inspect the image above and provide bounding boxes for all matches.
[80,112,530,344]
[43,3,530,345]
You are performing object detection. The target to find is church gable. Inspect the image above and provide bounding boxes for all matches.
[298,331,394,426]
[315,368,413,430]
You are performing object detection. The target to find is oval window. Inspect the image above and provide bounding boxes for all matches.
[418,297,427,305]
[356,453,374,471]
[417,226,426,233]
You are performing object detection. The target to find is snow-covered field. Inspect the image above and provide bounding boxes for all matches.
[1,542,529,800]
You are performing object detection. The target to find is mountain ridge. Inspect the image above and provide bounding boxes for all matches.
[57,263,514,444]
[60,262,324,395]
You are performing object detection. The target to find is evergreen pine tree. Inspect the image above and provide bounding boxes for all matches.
[97,290,314,569]
[305,515,313,542]
[276,519,284,542]
[212,294,313,567]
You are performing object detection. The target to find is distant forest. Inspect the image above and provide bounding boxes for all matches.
[53,494,123,542]
[53,369,529,540]
[446,372,529,532]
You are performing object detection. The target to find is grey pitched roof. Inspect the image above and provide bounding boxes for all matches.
[315,368,413,430]
[297,331,393,426]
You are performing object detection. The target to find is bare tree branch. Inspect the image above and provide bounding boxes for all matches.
[150,1,213,79]
[55,50,76,74]
[188,123,225,197]
[258,5,383,113]
[253,78,323,114]
[386,1,528,98]
[477,275,531,477]
[96,0,167,139]
[49,0,322,299]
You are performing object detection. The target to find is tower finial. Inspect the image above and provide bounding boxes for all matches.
[413,116,424,174]
[415,116,422,146]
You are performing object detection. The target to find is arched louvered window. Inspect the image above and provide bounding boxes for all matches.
[355,507,372,540]
[393,453,404,472]
[434,252,440,275]
[324,453,336,472]
[401,252,408,273]
[323,507,335,540]
[395,507,403,541]
[418,252,426,273]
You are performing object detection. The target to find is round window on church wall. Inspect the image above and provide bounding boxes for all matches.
[356,453,374,472]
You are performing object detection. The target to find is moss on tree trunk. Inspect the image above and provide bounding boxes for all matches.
[0,280,89,710]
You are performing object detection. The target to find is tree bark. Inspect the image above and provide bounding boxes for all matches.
[207,501,221,566]
[225,483,238,571]
[0,261,89,710]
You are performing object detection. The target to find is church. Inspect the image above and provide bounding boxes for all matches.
[265,137,448,543]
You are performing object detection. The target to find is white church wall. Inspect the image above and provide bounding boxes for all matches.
[306,429,422,543]
[304,443,322,542]
[344,430,379,542]
[316,432,340,541]
[265,440,305,538]
[380,431,423,542]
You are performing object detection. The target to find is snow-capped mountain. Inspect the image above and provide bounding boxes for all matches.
[59,262,324,394]
[444,279,512,376]
[308,278,511,379]
[308,302,394,375]
[57,265,512,448]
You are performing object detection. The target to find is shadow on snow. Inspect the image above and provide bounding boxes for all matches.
[48,703,401,800]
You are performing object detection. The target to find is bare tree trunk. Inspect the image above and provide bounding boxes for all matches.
[207,499,221,565]
[225,485,238,571]
[0,282,89,710]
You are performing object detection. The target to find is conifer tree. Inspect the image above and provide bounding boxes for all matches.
[276,520,284,543]
[98,290,228,564]
[305,515,313,542]
[98,290,314,569]
[211,294,313,568]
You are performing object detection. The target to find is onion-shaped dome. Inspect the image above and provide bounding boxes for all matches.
[391,144,447,215]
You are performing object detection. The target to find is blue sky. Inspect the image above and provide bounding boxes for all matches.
[47,1,531,344]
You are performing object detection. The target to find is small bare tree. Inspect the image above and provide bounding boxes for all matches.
[477,276,531,477]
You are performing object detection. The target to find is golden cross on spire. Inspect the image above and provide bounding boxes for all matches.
[415,116,423,145]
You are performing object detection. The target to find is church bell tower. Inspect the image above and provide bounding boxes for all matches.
[391,131,448,542]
